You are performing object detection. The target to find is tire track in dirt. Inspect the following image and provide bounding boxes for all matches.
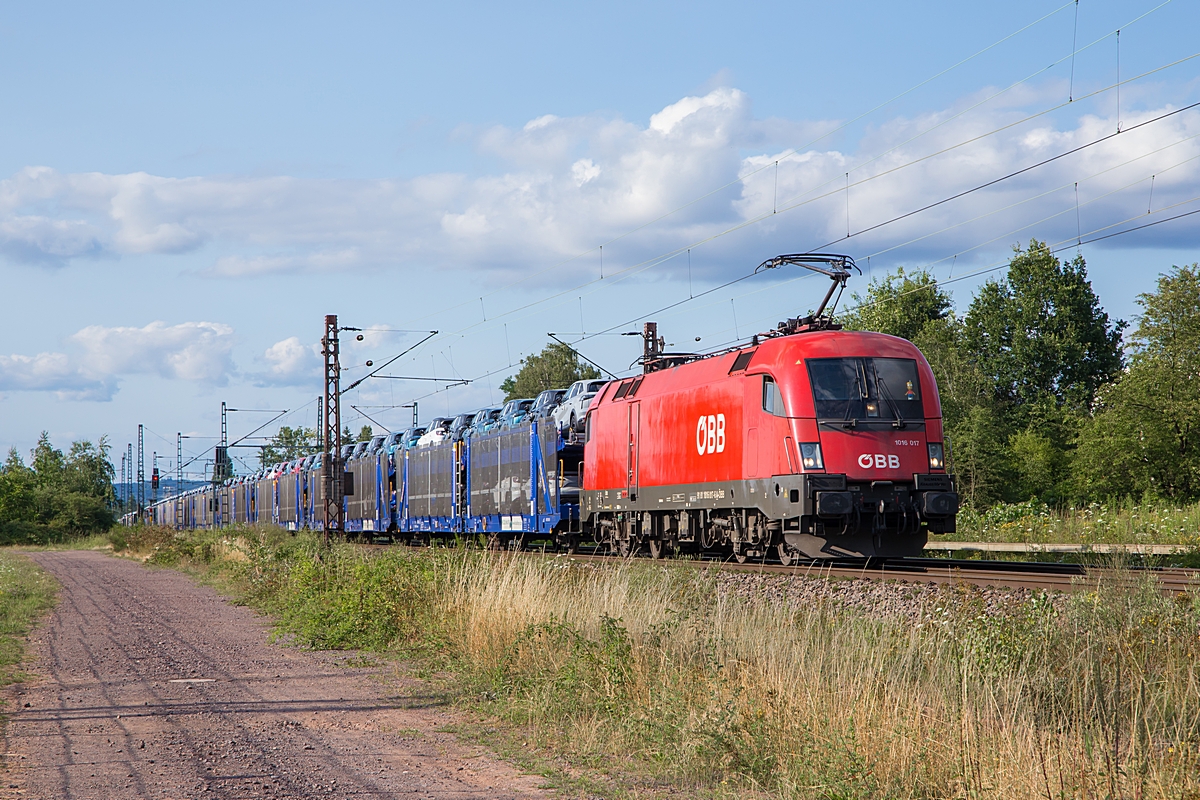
[2,551,547,799]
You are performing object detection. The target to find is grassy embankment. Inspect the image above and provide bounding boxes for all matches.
[117,523,1200,799]
[0,551,57,688]
[950,499,1200,547]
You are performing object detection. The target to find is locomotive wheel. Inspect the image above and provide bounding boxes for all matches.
[648,538,670,559]
[777,542,800,567]
[733,549,750,564]
[615,537,632,557]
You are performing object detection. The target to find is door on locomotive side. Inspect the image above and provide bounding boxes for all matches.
[626,401,640,501]
[755,373,798,476]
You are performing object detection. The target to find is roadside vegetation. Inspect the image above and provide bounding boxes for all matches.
[0,552,57,688]
[949,499,1200,547]
[0,433,115,545]
[118,524,1200,799]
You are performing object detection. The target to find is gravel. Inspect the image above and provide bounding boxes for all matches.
[713,570,1066,623]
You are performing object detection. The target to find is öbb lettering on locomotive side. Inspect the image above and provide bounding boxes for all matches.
[136,254,959,562]
[695,414,726,455]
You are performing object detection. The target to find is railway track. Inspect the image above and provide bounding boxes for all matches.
[359,539,1200,595]
[701,556,1200,595]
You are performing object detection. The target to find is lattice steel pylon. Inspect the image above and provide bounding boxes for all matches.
[126,443,133,514]
[137,424,145,522]
[176,432,183,530]
[322,315,343,542]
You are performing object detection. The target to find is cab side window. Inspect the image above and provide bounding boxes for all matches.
[762,375,787,417]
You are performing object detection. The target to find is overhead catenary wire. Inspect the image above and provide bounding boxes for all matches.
[565,109,1200,349]
[404,51,1200,359]
[386,1,1095,329]
[700,193,1200,352]
[397,192,1200,410]
[816,101,1200,248]
[619,135,1200,356]
[379,103,1200,417]
[390,119,1200,413]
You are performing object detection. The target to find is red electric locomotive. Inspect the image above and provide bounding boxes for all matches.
[580,254,959,561]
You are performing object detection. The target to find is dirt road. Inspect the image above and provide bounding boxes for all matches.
[2,551,548,799]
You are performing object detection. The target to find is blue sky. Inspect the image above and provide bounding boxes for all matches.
[2,0,1199,477]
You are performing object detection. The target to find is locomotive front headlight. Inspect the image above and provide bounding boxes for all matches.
[928,442,945,470]
[800,442,824,470]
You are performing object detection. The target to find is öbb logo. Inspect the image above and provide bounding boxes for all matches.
[695,414,726,455]
[859,453,900,469]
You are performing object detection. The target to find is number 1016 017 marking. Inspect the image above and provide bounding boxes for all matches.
[895,439,921,446]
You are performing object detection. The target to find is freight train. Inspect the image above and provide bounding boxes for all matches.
[134,254,959,561]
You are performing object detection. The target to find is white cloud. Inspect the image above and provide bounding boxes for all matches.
[258,336,321,386]
[0,215,104,265]
[0,352,114,400]
[0,320,237,401]
[70,321,235,383]
[571,158,601,186]
[1,88,1198,282]
[524,114,559,131]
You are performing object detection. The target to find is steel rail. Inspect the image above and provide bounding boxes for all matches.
[356,541,1199,595]
[568,552,1200,595]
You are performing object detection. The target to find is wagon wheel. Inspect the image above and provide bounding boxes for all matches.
[615,537,632,558]
[565,534,581,555]
[486,533,502,551]
[777,542,801,567]
[647,538,670,560]
[510,533,527,551]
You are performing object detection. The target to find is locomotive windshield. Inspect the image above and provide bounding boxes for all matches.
[807,357,922,422]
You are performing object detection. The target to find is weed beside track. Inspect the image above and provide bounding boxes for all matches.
[121,526,1200,799]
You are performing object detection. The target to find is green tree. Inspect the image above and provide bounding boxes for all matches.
[964,241,1124,412]
[261,426,318,465]
[0,433,114,534]
[1074,264,1200,501]
[0,448,37,523]
[960,242,1123,504]
[499,342,601,401]
[356,425,374,443]
[64,438,114,499]
[30,432,66,487]
[839,267,953,342]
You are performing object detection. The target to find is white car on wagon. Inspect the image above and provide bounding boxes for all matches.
[552,379,609,434]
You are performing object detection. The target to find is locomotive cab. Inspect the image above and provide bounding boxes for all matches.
[744,332,958,559]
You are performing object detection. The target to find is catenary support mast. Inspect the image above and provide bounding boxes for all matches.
[322,315,343,542]
[137,425,144,521]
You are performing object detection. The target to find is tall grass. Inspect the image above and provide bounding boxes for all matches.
[141,527,1200,798]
